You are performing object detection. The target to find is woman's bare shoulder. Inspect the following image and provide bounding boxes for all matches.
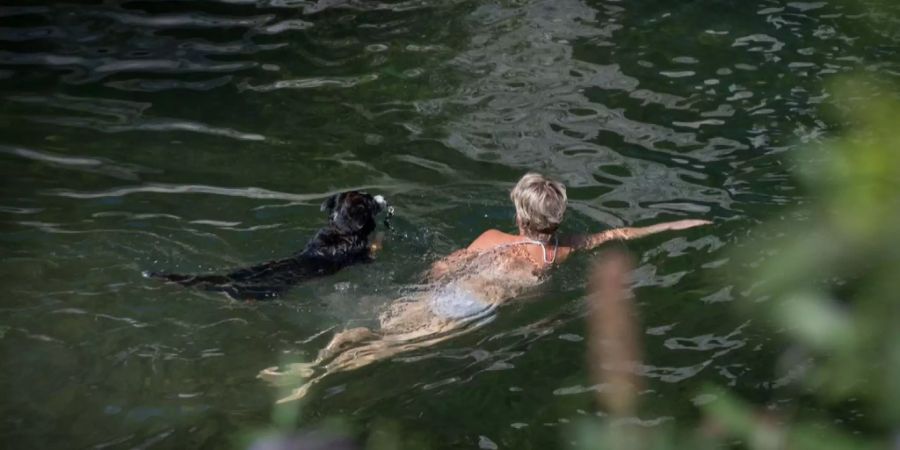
[550,235,582,263]
[467,229,516,251]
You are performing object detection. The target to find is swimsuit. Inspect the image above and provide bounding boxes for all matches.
[513,235,558,264]
[428,236,558,320]
[429,282,497,320]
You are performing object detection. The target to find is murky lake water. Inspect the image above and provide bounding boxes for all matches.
[1,0,897,448]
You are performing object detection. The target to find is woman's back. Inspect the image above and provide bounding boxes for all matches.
[378,245,548,335]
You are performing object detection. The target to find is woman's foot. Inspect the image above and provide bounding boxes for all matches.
[258,362,316,385]
[317,327,377,361]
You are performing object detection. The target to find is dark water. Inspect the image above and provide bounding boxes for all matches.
[1,0,898,448]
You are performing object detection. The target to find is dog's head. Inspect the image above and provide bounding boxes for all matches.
[320,191,388,235]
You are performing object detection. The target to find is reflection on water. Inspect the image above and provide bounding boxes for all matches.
[1,0,898,448]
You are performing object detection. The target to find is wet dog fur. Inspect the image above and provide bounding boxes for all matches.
[146,191,388,300]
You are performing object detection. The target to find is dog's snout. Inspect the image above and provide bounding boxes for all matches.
[373,195,394,218]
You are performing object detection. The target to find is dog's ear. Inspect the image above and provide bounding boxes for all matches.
[320,194,339,214]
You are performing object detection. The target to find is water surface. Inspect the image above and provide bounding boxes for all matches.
[1,0,898,448]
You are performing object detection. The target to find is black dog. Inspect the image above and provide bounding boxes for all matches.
[145,191,392,300]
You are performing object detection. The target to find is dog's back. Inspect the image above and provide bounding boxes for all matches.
[147,191,388,300]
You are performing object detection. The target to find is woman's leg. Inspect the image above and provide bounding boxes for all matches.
[257,327,377,384]
[317,326,378,362]
[261,296,476,403]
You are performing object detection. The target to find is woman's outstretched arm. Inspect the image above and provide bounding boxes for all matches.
[570,219,712,251]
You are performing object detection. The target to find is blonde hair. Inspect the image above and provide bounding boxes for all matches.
[510,173,567,241]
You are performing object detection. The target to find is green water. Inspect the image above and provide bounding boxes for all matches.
[1,0,897,448]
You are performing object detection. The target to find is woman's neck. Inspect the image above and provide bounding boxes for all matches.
[517,227,553,243]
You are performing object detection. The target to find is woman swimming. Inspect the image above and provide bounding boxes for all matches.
[260,173,711,402]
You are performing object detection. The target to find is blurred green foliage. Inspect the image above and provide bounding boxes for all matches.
[754,76,900,423]
[576,75,900,450]
[719,76,899,448]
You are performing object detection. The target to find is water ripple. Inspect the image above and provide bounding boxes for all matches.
[0,144,152,180]
[9,94,266,140]
[47,182,399,202]
[240,74,379,91]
